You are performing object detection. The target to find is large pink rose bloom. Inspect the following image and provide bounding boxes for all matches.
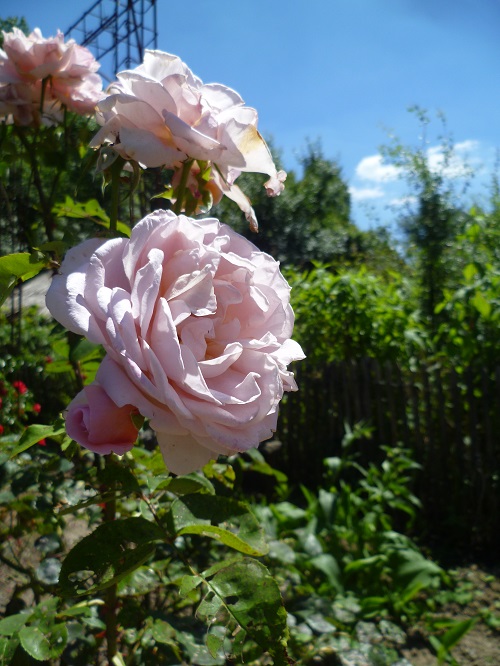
[90,50,285,226]
[46,211,304,474]
[0,27,102,125]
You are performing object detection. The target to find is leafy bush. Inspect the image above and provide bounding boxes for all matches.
[287,264,426,365]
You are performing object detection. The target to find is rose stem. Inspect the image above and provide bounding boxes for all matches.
[14,126,55,242]
[109,157,125,234]
[172,158,194,214]
[103,454,118,662]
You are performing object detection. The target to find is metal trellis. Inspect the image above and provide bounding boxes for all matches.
[66,0,157,81]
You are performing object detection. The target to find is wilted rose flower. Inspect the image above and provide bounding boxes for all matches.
[90,50,285,226]
[46,210,304,474]
[66,384,139,455]
[0,27,102,125]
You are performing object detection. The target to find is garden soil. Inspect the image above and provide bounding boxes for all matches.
[402,565,500,666]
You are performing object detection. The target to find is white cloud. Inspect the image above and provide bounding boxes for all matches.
[426,140,480,178]
[455,140,480,153]
[390,195,417,207]
[355,155,399,183]
[349,185,385,201]
[427,147,465,178]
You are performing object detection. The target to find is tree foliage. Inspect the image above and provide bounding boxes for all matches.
[381,108,469,328]
[213,142,401,270]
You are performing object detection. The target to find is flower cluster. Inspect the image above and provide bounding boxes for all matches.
[0,29,305,473]
[90,50,285,229]
[0,27,102,126]
[0,377,43,437]
[46,210,304,474]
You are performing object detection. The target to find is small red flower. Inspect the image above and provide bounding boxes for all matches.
[0,424,4,435]
[33,403,42,414]
[38,439,46,446]
[12,380,28,395]
[45,356,53,364]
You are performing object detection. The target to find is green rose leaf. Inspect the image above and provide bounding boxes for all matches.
[0,252,48,306]
[0,614,30,637]
[203,558,289,665]
[7,424,66,458]
[19,623,68,661]
[52,196,131,237]
[169,494,268,556]
[59,517,165,596]
[206,631,225,659]
[0,635,19,665]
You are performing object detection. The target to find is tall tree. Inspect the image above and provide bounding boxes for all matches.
[0,16,29,45]
[214,141,400,270]
[381,108,467,329]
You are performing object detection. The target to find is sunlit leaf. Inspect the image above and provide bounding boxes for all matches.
[206,631,225,659]
[0,253,48,306]
[471,291,491,318]
[52,196,131,237]
[179,574,203,598]
[0,614,29,637]
[19,623,67,661]
[436,617,478,660]
[204,558,289,665]
[7,424,66,458]
[169,494,268,556]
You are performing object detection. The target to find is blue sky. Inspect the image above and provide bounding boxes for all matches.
[3,0,500,230]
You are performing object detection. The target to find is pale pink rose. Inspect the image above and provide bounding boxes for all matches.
[0,27,102,124]
[65,384,139,456]
[0,80,46,125]
[46,210,304,474]
[90,50,285,220]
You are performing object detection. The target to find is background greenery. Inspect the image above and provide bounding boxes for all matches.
[1,16,500,666]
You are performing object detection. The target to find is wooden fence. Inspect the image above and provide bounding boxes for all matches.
[273,358,500,551]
